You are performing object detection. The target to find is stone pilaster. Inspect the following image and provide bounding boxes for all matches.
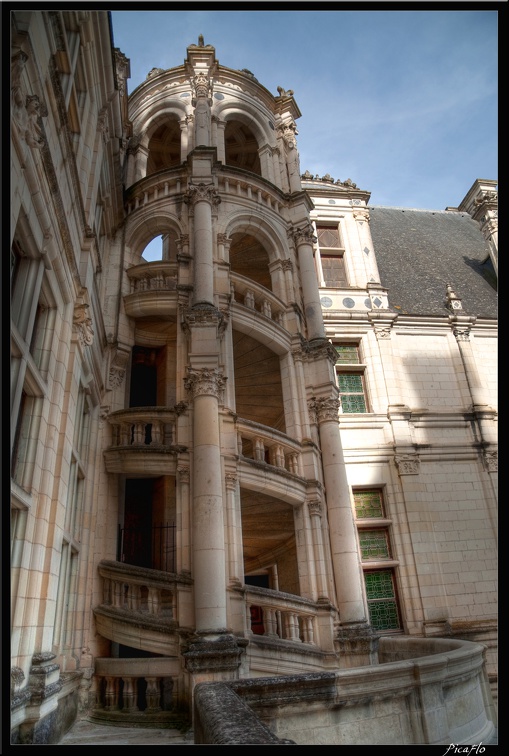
[292,223,326,341]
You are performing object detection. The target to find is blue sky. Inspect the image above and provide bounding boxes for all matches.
[111,9,497,214]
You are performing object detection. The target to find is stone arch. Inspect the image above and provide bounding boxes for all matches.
[222,214,288,296]
[224,120,261,175]
[125,212,183,263]
[214,101,274,149]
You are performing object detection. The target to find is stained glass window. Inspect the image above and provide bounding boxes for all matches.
[354,490,384,519]
[364,570,400,630]
[337,374,367,413]
[359,530,390,560]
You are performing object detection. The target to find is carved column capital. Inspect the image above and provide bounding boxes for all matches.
[395,454,420,475]
[292,222,316,246]
[184,182,221,207]
[308,396,340,424]
[185,368,227,400]
[374,327,392,340]
[108,345,130,389]
[307,499,323,517]
[225,472,238,490]
[177,465,190,484]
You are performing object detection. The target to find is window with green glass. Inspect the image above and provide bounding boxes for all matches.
[335,345,360,364]
[359,530,391,560]
[337,373,367,413]
[364,570,400,630]
[354,490,384,519]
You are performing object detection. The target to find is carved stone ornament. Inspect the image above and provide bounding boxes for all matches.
[127,132,144,154]
[97,107,110,143]
[292,222,316,245]
[114,49,130,96]
[108,347,130,389]
[278,120,298,149]
[395,454,420,475]
[225,472,238,490]
[178,466,190,484]
[73,303,94,347]
[184,368,227,400]
[308,396,340,424]
[374,327,392,340]
[281,258,293,272]
[184,183,221,207]
[353,210,370,223]
[147,67,165,79]
[276,85,295,98]
[192,71,212,100]
[182,305,228,336]
[12,53,47,150]
[453,327,470,342]
[483,450,498,473]
[11,666,25,694]
[307,499,322,517]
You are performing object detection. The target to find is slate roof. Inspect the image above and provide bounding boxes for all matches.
[368,206,497,319]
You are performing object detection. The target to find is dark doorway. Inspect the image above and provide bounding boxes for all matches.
[122,479,153,568]
[130,347,158,407]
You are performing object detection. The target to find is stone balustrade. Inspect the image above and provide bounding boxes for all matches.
[98,560,179,619]
[126,261,178,293]
[245,586,318,645]
[107,407,177,448]
[230,272,286,329]
[124,168,284,217]
[237,418,301,476]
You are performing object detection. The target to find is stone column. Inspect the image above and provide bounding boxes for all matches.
[184,367,227,635]
[184,183,220,306]
[293,223,326,342]
[308,396,366,623]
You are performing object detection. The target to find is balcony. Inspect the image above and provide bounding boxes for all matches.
[103,407,185,476]
[124,261,179,318]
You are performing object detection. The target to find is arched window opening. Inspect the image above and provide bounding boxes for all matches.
[224,120,261,175]
[141,236,163,262]
[230,233,272,291]
[233,330,285,433]
[147,119,181,174]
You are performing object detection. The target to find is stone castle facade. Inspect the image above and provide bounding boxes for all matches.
[11,11,497,744]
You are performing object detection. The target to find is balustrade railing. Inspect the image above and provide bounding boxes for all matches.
[246,587,317,645]
[237,418,301,476]
[230,272,286,329]
[107,407,177,448]
[125,168,284,217]
[94,657,179,715]
[98,560,181,620]
[126,261,178,293]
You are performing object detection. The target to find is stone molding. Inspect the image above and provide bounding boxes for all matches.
[183,634,247,674]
